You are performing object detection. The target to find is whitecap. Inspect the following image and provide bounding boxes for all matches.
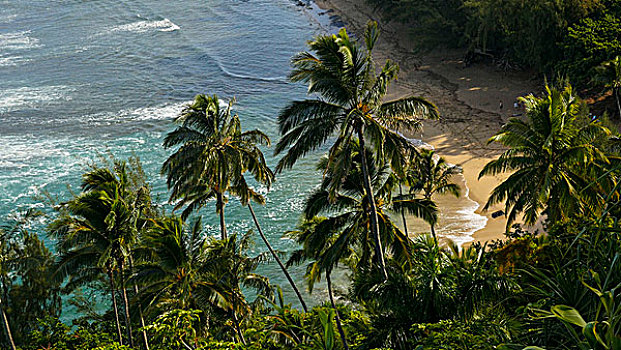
[110,18,180,33]
[0,85,74,113]
[80,101,188,124]
[0,31,41,50]
[0,56,30,67]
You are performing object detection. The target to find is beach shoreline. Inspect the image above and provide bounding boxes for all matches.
[313,0,540,244]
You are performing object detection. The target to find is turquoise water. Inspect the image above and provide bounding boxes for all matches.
[0,0,344,312]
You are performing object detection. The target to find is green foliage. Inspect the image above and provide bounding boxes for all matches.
[23,316,121,350]
[369,0,621,87]
[143,309,202,350]
[559,14,621,85]
[409,319,512,349]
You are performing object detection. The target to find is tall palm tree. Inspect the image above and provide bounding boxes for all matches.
[406,149,461,242]
[132,216,271,343]
[595,56,621,118]
[51,163,153,347]
[162,94,306,311]
[131,216,221,314]
[479,83,611,229]
[286,217,350,350]
[275,21,439,279]
[300,146,437,273]
[162,94,271,240]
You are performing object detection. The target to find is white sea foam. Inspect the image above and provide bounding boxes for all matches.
[0,31,41,50]
[80,101,188,124]
[0,56,30,67]
[110,18,180,33]
[0,85,74,113]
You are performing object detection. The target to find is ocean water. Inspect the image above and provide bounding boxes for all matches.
[0,0,485,314]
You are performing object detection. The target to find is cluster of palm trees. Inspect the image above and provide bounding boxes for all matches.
[0,21,478,349]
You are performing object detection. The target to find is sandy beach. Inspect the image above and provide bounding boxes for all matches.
[314,0,540,243]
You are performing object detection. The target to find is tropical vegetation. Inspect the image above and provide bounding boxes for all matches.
[4,19,621,350]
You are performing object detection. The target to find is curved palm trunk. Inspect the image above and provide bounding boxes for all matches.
[108,269,124,345]
[128,256,150,350]
[430,224,438,247]
[118,259,135,348]
[326,272,349,350]
[247,203,308,312]
[217,192,227,240]
[357,129,388,281]
[398,184,409,237]
[615,88,621,119]
[0,297,16,350]
[231,311,246,345]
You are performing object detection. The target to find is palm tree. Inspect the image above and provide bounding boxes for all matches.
[132,216,272,343]
[594,56,621,118]
[300,145,437,273]
[479,83,611,229]
[162,94,306,312]
[201,232,273,344]
[275,21,439,279]
[162,94,271,240]
[406,149,461,242]
[286,217,350,350]
[131,216,221,314]
[51,163,153,347]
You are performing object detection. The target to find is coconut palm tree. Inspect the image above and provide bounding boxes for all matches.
[162,94,271,240]
[201,232,273,344]
[406,149,461,242]
[131,216,221,314]
[479,83,611,229]
[275,21,439,279]
[132,216,271,343]
[300,145,437,273]
[286,217,350,350]
[51,163,154,347]
[594,56,621,118]
[162,94,306,311]
[51,192,128,345]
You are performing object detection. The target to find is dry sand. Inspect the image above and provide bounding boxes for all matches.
[314,0,541,244]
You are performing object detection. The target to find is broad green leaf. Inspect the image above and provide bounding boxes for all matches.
[551,305,587,328]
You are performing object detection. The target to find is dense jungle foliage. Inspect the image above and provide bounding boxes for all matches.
[3,22,621,350]
[368,0,621,86]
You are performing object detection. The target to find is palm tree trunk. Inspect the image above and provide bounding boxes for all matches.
[118,259,134,348]
[326,272,349,350]
[231,311,246,345]
[248,203,308,312]
[357,128,388,280]
[128,256,150,350]
[0,297,16,350]
[108,269,124,345]
[615,88,621,119]
[217,192,227,240]
[398,184,409,237]
[430,224,438,247]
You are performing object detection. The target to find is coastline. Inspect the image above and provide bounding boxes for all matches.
[313,0,540,244]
